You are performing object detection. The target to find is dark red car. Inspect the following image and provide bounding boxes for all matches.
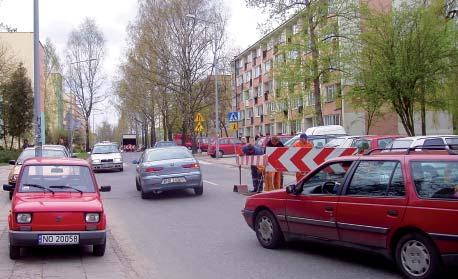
[242,152,458,279]
[207,137,243,158]
[3,158,111,259]
[185,137,210,152]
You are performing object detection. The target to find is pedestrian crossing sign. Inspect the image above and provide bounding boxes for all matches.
[227,112,239,122]
[195,122,204,133]
[229,123,238,131]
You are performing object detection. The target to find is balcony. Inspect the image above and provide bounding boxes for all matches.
[254,97,258,105]
[251,117,254,125]
[260,115,264,123]
[264,91,269,101]
[263,50,267,59]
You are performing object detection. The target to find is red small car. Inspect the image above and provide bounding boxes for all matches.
[207,137,243,158]
[256,135,293,151]
[3,158,111,259]
[242,152,458,279]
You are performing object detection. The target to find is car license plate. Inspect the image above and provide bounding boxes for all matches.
[38,234,79,245]
[161,177,186,184]
[102,164,111,168]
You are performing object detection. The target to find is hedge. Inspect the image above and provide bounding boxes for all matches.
[0,150,21,164]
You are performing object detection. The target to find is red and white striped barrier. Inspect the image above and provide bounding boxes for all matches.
[266,147,357,172]
[236,155,266,166]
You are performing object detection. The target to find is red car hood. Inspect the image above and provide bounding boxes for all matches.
[249,189,287,200]
[13,193,103,212]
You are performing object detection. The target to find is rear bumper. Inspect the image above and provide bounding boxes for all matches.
[242,209,255,230]
[92,163,123,170]
[141,172,202,193]
[9,230,106,246]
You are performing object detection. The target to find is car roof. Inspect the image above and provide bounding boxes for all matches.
[331,153,458,162]
[22,157,91,167]
[24,146,66,151]
[94,142,117,146]
[394,135,458,141]
[147,146,188,151]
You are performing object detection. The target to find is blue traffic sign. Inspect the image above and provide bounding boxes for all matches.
[227,112,239,122]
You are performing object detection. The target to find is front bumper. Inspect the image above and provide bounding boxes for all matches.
[442,254,458,267]
[141,172,202,193]
[92,162,123,170]
[242,209,255,230]
[9,230,106,246]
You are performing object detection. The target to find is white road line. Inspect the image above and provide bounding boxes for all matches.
[198,160,213,165]
[203,180,218,186]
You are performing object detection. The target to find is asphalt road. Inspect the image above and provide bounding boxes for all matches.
[97,152,402,279]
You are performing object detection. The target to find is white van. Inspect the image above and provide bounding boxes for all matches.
[305,125,346,136]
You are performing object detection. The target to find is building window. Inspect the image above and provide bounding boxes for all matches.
[325,84,337,102]
[323,114,341,125]
[267,39,274,50]
[292,23,300,35]
[243,91,250,101]
[255,105,263,117]
[254,65,261,78]
[289,50,299,60]
[263,60,271,73]
[305,92,315,107]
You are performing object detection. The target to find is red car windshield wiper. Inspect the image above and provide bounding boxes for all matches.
[49,185,83,195]
[22,183,55,194]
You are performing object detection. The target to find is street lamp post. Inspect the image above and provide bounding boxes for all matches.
[185,14,220,157]
[33,0,42,157]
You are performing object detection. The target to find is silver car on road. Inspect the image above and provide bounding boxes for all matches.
[89,143,123,172]
[134,146,203,199]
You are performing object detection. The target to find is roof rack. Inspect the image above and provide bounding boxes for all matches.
[365,144,458,155]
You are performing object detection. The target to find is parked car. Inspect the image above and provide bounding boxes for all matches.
[154,141,177,148]
[352,135,402,153]
[184,137,210,152]
[386,135,458,151]
[3,158,111,259]
[242,151,458,279]
[324,136,365,148]
[89,142,123,172]
[256,135,293,151]
[133,146,203,199]
[7,146,70,200]
[304,125,347,136]
[207,137,243,158]
[284,134,337,148]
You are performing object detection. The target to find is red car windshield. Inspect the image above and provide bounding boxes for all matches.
[19,165,96,193]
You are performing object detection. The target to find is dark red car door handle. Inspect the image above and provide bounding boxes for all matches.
[324,206,333,212]
[387,210,398,217]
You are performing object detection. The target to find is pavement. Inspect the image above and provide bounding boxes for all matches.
[0,154,455,278]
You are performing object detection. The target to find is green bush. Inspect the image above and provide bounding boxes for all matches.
[0,150,21,164]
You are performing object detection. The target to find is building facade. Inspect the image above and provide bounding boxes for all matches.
[45,73,64,142]
[0,32,46,144]
[231,0,453,140]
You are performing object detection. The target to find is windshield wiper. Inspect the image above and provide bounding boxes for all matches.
[49,185,83,194]
[23,183,55,194]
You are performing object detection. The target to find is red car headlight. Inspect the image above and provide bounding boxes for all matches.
[16,213,32,224]
[85,213,100,223]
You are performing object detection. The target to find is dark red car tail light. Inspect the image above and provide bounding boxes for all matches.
[182,163,199,169]
[145,167,163,173]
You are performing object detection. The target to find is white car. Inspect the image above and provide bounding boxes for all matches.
[324,136,364,148]
[89,143,123,172]
[386,135,458,151]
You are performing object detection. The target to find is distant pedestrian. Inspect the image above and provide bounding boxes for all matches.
[293,133,314,182]
[265,136,284,191]
[242,143,264,193]
[22,139,29,150]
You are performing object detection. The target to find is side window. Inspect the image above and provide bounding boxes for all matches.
[377,138,393,149]
[347,161,401,197]
[301,161,354,195]
[219,139,228,145]
[411,161,458,200]
[423,138,445,150]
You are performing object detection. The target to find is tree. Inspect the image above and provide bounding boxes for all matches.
[44,38,62,143]
[1,63,33,149]
[0,42,16,144]
[348,0,458,136]
[246,0,357,126]
[65,18,106,151]
[96,120,115,142]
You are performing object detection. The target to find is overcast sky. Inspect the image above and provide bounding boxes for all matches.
[0,0,267,127]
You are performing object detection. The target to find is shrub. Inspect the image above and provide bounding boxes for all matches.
[0,150,21,164]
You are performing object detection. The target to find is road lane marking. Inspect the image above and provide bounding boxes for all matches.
[203,180,218,186]
[198,160,213,165]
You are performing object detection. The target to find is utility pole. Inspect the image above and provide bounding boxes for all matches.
[33,0,43,156]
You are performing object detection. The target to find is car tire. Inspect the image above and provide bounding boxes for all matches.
[210,154,216,158]
[254,210,283,249]
[9,245,20,260]
[119,168,123,172]
[395,233,442,279]
[141,188,149,199]
[9,191,13,200]
[93,242,106,257]
[217,150,224,158]
[194,187,203,196]
[136,179,141,191]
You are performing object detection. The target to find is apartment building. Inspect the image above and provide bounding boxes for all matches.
[232,1,453,140]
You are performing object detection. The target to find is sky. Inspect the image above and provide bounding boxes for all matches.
[0,0,268,128]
